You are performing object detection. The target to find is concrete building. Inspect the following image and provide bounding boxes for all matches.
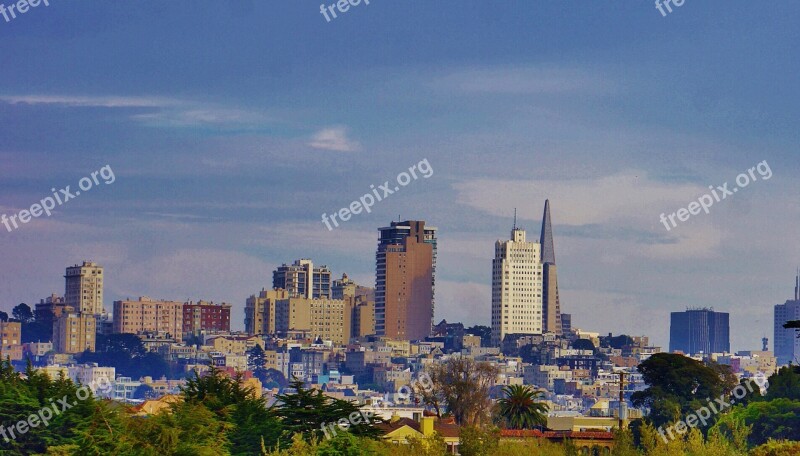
[183,300,231,336]
[376,220,437,341]
[352,297,376,338]
[275,297,353,345]
[0,321,22,360]
[273,259,332,299]
[775,274,800,365]
[65,261,104,315]
[53,307,96,353]
[491,224,544,346]
[245,288,290,336]
[670,308,730,355]
[35,294,68,331]
[113,297,184,342]
[68,363,115,386]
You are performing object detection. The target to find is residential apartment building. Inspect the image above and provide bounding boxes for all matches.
[376,220,437,341]
[273,259,332,299]
[275,297,353,345]
[0,321,22,360]
[65,261,104,315]
[53,307,96,353]
[113,297,184,342]
[245,288,290,336]
[183,300,231,335]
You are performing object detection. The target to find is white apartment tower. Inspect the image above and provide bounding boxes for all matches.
[65,261,104,315]
[491,226,544,346]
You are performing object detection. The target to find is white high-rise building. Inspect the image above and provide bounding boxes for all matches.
[65,261,104,316]
[491,227,544,346]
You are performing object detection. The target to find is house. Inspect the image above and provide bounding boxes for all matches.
[377,415,460,454]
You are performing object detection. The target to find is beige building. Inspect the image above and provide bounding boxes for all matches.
[245,288,290,336]
[53,307,96,353]
[491,227,544,346]
[352,297,376,338]
[65,261,104,315]
[206,335,263,355]
[0,321,22,360]
[275,297,353,346]
[113,297,184,342]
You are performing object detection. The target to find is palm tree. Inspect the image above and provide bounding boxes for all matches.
[497,384,549,430]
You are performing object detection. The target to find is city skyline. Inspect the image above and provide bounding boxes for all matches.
[2,2,800,353]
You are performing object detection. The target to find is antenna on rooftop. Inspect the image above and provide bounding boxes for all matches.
[513,208,517,230]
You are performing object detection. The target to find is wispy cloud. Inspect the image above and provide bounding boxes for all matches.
[0,94,271,129]
[433,66,615,95]
[308,126,360,152]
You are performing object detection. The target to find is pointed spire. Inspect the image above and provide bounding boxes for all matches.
[795,268,799,301]
[540,199,556,265]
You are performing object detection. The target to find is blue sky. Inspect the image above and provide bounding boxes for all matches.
[1,0,799,351]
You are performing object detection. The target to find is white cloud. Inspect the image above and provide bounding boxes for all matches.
[433,66,615,95]
[308,126,361,152]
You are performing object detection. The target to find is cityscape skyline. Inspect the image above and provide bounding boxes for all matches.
[2,2,799,354]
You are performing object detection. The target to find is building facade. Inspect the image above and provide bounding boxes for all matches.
[376,220,437,341]
[774,274,800,365]
[0,321,22,360]
[182,300,231,335]
[669,308,730,355]
[65,261,104,315]
[53,308,96,353]
[274,297,353,345]
[273,259,332,299]
[112,297,184,342]
[540,200,563,336]
[491,226,544,346]
[245,288,290,336]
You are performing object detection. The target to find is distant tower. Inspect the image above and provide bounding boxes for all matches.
[540,200,562,335]
[762,337,769,352]
[775,271,800,365]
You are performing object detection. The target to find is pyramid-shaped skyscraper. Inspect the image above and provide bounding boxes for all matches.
[540,200,562,335]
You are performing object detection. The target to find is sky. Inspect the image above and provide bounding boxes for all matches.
[1,0,799,352]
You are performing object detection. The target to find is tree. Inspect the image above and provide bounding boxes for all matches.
[714,398,800,447]
[134,384,156,400]
[273,379,383,442]
[12,303,34,323]
[572,338,595,351]
[631,353,735,428]
[182,367,283,454]
[496,385,549,430]
[465,325,491,347]
[0,311,7,322]
[764,366,800,401]
[417,356,500,427]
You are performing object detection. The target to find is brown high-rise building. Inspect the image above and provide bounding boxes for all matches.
[376,220,437,341]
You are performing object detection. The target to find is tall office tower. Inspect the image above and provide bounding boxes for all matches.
[376,220,437,341]
[669,308,730,355]
[273,259,332,299]
[245,288,290,336]
[561,313,572,334]
[540,200,563,336]
[774,273,800,365]
[53,307,96,354]
[491,223,544,347]
[112,297,184,342]
[64,261,104,315]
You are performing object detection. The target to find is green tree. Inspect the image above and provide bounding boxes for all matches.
[764,366,800,401]
[496,385,548,430]
[12,303,33,323]
[714,398,800,447]
[273,379,383,442]
[459,426,499,456]
[631,353,735,428]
